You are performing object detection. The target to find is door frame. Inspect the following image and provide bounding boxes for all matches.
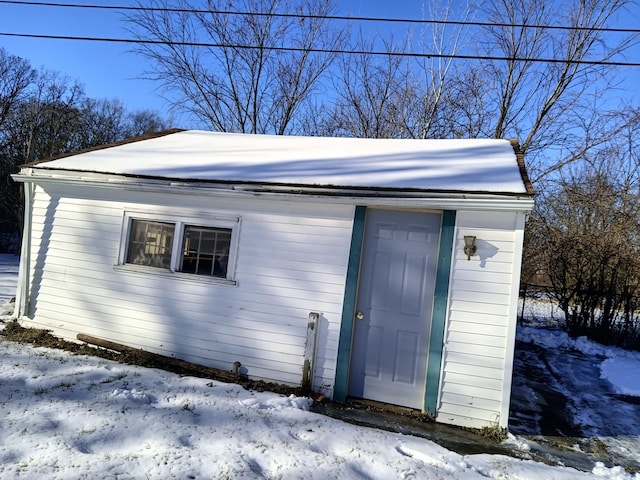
[334,206,456,414]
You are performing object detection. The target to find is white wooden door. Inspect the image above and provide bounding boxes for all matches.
[348,209,441,409]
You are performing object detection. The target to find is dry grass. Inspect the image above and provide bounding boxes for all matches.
[479,425,508,442]
[2,321,121,359]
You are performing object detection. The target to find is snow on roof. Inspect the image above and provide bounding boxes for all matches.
[34,130,532,194]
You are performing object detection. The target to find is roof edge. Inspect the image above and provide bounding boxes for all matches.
[26,128,186,167]
[508,138,535,195]
[17,166,535,198]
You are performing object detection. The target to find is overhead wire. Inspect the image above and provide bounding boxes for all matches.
[1,0,640,34]
[1,32,639,67]
[1,0,639,67]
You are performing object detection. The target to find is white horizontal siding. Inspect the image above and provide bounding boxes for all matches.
[441,383,503,404]
[447,299,511,317]
[447,309,511,327]
[436,400,504,429]
[24,183,353,392]
[447,316,508,336]
[443,355,504,380]
[437,210,525,429]
[446,330,507,348]
[451,279,513,295]
[31,305,307,368]
[451,269,513,284]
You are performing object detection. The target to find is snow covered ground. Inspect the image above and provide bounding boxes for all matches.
[517,326,640,399]
[0,254,18,317]
[511,325,640,472]
[1,254,639,479]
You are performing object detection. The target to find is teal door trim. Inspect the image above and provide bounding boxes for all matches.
[424,210,456,414]
[334,205,366,403]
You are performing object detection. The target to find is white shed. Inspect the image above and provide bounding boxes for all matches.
[13,129,534,430]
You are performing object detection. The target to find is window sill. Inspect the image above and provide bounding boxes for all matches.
[113,264,238,287]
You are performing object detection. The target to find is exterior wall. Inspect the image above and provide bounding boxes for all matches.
[22,183,354,395]
[437,210,526,429]
[20,180,530,430]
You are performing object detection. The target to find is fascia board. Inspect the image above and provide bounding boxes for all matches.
[12,169,534,212]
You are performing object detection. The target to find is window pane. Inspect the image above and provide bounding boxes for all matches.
[181,225,232,278]
[126,220,174,269]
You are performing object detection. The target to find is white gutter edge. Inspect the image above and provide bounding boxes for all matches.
[12,170,535,212]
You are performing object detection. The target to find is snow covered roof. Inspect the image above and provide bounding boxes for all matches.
[31,129,533,195]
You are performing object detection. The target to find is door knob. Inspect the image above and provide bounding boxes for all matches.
[355,311,364,320]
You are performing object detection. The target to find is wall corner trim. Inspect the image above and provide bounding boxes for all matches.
[15,181,34,319]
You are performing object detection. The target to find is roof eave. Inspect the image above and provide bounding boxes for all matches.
[13,167,535,212]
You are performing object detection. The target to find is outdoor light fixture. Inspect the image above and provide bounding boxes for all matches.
[463,235,477,260]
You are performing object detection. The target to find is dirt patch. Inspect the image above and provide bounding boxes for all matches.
[1,321,123,359]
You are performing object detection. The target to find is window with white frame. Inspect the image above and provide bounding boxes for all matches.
[120,213,239,282]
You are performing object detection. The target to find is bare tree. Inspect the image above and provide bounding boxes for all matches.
[0,47,35,239]
[125,109,172,138]
[319,0,479,140]
[76,99,169,147]
[0,58,169,247]
[0,49,35,132]
[523,117,640,349]
[323,33,406,138]
[3,70,85,165]
[128,0,346,134]
[399,0,478,139]
[480,0,638,180]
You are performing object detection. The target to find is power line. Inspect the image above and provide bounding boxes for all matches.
[1,0,640,34]
[2,31,639,67]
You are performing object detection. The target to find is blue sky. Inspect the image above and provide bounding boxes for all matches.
[0,1,432,114]
[1,1,639,121]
